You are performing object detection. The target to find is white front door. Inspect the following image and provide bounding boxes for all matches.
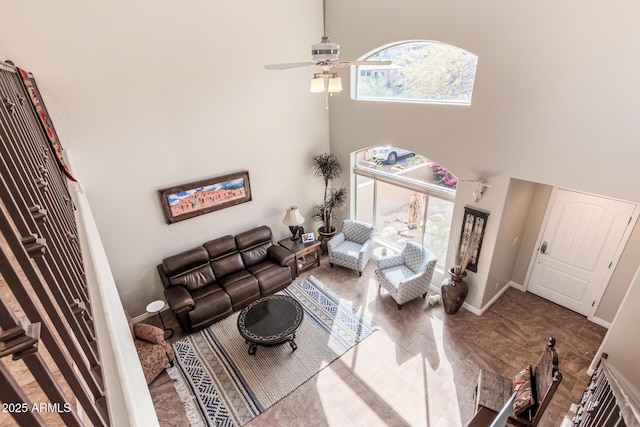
[527,189,636,316]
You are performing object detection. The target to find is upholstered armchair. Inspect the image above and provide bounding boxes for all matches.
[127,314,175,384]
[376,241,437,309]
[328,219,375,276]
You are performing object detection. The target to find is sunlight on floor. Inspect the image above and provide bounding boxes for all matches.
[315,280,464,426]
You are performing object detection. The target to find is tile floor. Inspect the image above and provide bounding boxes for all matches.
[147,259,607,427]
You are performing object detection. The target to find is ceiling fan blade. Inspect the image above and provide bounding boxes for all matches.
[334,60,392,67]
[264,62,316,70]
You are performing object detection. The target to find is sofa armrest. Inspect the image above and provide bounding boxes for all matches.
[267,245,295,266]
[164,286,194,312]
[359,239,372,257]
[133,322,165,345]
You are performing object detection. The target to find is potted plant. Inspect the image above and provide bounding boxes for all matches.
[311,152,347,250]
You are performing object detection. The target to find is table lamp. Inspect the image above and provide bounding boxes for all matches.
[282,206,305,241]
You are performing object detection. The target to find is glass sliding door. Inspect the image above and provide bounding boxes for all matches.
[355,174,374,224]
[353,148,457,286]
[374,181,426,248]
[422,196,454,270]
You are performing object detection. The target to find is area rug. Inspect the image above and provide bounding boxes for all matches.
[166,275,377,427]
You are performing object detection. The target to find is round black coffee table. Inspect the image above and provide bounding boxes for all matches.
[237,295,303,355]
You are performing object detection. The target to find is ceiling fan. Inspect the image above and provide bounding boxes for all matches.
[264,0,391,100]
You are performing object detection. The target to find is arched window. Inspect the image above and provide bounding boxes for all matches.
[353,41,478,105]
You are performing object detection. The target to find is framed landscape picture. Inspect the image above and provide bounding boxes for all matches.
[158,171,252,224]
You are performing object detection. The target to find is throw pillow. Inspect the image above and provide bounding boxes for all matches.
[513,365,535,416]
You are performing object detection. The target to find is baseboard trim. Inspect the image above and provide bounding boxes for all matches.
[429,282,511,316]
[509,280,526,291]
[132,306,169,324]
[474,282,513,315]
[588,316,611,329]
[462,301,482,316]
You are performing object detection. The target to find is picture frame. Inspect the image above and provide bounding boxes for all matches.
[158,171,252,224]
[459,207,489,273]
[301,232,315,243]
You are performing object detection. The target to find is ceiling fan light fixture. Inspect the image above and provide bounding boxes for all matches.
[310,72,341,93]
[328,76,342,93]
[311,38,340,62]
[310,75,325,93]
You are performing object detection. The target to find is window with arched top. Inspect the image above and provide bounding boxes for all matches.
[353,41,478,105]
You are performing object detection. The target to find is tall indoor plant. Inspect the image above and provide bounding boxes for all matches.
[311,152,347,249]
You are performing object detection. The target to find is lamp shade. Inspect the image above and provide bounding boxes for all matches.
[282,206,305,226]
[328,76,342,93]
[310,77,325,93]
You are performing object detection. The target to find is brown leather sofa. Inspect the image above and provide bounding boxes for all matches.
[157,226,295,333]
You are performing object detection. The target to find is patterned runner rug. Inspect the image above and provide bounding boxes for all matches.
[166,275,377,427]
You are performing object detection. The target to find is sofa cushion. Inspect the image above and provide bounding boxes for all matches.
[402,242,427,273]
[380,264,415,287]
[240,242,271,267]
[190,283,225,300]
[162,246,210,278]
[211,252,245,278]
[236,226,273,251]
[250,264,292,296]
[203,235,237,259]
[169,264,216,291]
[342,220,373,245]
[134,339,170,385]
[513,365,536,416]
[217,270,260,311]
[188,292,233,331]
[246,260,276,275]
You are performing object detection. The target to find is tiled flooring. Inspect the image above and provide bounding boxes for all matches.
[148,259,607,426]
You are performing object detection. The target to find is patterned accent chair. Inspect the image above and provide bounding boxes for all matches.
[127,314,175,384]
[328,220,375,276]
[376,241,437,309]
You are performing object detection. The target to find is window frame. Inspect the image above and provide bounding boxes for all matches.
[351,39,478,105]
[353,161,456,273]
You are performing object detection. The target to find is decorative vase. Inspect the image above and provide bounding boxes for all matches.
[441,268,468,314]
[317,226,336,253]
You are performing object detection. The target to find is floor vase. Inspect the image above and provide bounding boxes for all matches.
[441,268,468,314]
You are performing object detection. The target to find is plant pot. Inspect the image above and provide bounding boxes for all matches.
[317,226,336,253]
[441,268,468,314]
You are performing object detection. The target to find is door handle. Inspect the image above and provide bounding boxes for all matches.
[540,241,548,254]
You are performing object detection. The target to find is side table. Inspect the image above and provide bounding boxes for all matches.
[146,300,174,339]
[278,238,321,277]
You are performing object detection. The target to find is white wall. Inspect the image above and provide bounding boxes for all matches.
[511,184,552,286]
[592,265,640,402]
[483,179,537,306]
[595,221,640,323]
[327,0,640,310]
[3,0,640,318]
[0,0,329,315]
